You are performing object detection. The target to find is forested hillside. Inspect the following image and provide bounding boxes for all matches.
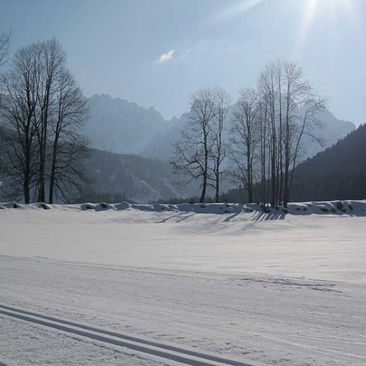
[220,125,366,203]
[290,124,366,201]
[76,149,199,203]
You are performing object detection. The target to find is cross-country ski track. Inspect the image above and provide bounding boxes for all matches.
[0,304,253,366]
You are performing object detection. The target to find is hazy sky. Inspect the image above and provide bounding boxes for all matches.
[1,0,365,124]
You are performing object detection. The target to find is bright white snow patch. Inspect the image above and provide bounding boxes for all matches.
[0,200,365,365]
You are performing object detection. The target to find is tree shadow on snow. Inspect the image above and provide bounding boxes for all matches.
[251,210,286,221]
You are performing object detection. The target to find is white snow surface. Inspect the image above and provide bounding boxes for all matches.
[0,201,365,365]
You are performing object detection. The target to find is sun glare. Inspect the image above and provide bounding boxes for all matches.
[300,0,356,46]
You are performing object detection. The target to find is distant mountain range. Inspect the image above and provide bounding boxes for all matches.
[85,94,170,155]
[85,94,356,161]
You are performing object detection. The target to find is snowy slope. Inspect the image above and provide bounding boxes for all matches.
[0,202,365,365]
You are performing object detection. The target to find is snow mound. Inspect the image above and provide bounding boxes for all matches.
[2,202,25,209]
[37,202,51,210]
[80,203,96,210]
[1,200,365,217]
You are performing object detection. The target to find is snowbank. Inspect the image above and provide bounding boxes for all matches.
[1,199,366,217]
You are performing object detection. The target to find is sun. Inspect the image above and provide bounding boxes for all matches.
[303,0,354,21]
[308,0,319,12]
[300,0,356,45]
[300,0,320,45]
[303,0,319,28]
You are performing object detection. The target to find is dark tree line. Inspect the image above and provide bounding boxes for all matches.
[290,123,366,201]
[173,61,324,206]
[223,123,366,202]
[0,38,88,203]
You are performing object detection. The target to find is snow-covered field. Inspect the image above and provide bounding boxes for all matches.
[0,201,365,365]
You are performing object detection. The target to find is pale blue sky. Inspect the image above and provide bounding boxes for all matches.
[1,0,365,124]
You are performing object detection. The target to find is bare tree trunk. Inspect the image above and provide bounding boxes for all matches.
[48,137,58,204]
[277,64,284,206]
[37,72,52,202]
[24,175,30,203]
[209,88,229,203]
[258,102,266,203]
[271,113,277,207]
[215,171,220,203]
[283,95,291,208]
[200,153,208,203]
[37,139,46,201]
[246,140,253,202]
[24,139,32,203]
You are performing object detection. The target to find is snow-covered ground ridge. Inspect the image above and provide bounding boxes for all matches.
[1,199,365,217]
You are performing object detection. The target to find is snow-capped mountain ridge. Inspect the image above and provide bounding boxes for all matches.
[85,94,355,161]
[85,94,170,155]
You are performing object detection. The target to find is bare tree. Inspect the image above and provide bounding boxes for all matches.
[210,88,230,202]
[34,39,66,202]
[1,44,40,203]
[281,62,324,206]
[48,69,88,203]
[1,39,89,204]
[256,61,324,207]
[258,63,278,206]
[284,99,324,206]
[257,98,269,203]
[230,88,259,203]
[276,62,284,205]
[172,89,216,203]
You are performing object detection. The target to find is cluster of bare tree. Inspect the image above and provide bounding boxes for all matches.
[173,61,324,207]
[0,38,88,203]
[172,88,230,203]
